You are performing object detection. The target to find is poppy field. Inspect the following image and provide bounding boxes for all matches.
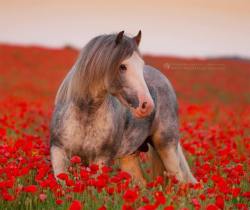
[0,44,249,209]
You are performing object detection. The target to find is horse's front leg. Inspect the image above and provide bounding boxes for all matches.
[50,145,68,178]
[119,152,147,186]
[152,131,186,183]
[148,144,166,181]
[177,142,197,183]
[155,145,185,182]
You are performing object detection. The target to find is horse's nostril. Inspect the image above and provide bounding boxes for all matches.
[142,102,147,109]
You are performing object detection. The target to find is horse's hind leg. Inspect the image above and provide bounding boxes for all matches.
[50,145,68,178]
[119,152,146,186]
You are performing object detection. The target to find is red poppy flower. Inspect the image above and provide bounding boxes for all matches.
[69,200,82,210]
[191,198,200,208]
[138,205,157,210]
[206,204,219,210]
[98,206,107,210]
[123,189,138,203]
[23,185,37,193]
[56,199,63,205]
[154,191,166,205]
[242,191,250,198]
[199,194,206,201]
[70,156,81,164]
[101,165,112,173]
[106,187,114,195]
[164,206,174,210]
[141,196,150,204]
[1,190,15,201]
[154,176,164,186]
[215,195,224,209]
[57,173,69,181]
[89,164,99,173]
[122,205,134,210]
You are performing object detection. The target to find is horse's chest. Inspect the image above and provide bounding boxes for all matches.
[61,106,113,157]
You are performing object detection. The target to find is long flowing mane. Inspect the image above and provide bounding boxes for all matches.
[55,33,139,105]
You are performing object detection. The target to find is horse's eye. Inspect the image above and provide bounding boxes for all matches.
[119,64,127,72]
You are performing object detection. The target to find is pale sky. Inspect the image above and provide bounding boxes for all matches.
[1,0,250,57]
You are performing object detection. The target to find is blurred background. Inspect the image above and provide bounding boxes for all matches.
[0,0,250,106]
[1,0,250,57]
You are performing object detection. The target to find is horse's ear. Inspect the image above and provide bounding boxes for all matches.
[133,30,141,46]
[115,31,124,45]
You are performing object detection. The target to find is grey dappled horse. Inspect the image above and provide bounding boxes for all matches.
[50,31,197,185]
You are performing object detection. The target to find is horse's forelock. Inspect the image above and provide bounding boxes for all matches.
[105,36,139,87]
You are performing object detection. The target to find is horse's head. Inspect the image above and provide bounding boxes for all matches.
[110,31,155,118]
[64,31,154,118]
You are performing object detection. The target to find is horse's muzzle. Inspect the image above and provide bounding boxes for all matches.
[133,98,154,118]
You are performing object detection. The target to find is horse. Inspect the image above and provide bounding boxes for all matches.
[50,31,197,185]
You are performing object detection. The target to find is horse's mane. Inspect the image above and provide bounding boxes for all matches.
[55,33,138,105]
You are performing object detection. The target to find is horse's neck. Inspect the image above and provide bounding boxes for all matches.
[78,94,113,118]
[78,95,115,134]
